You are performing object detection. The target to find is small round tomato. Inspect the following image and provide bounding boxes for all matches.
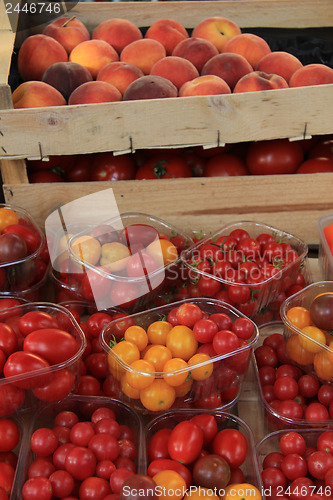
[166,325,198,361]
[168,421,203,465]
[212,428,248,469]
[140,379,175,412]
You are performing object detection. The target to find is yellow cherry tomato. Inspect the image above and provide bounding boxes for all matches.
[174,377,193,397]
[120,374,140,399]
[100,242,130,271]
[163,357,189,387]
[143,344,172,372]
[108,340,140,379]
[0,208,19,232]
[140,379,176,412]
[314,350,333,381]
[70,235,101,266]
[146,239,178,266]
[152,470,186,500]
[125,359,155,390]
[223,483,262,500]
[286,306,312,329]
[166,325,198,361]
[124,325,148,351]
[285,334,315,366]
[299,325,326,353]
[188,353,213,381]
[147,320,173,345]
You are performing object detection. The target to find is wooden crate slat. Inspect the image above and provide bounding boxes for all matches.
[1,85,332,159]
[3,174,333,244]
[16,0,333,33]
[0,159,29,184]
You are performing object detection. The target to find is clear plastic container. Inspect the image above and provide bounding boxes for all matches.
[0,302,86,416]
[181,221,308,317]
[0,203,46,293]
[253,321,333,431]
[256,427,332,499]
[281,281,333,384]
[317,212,333,280]
[100,297,259,414]
[66,212,193,312]
[11,395,145,500]
[145,409,263,494]
[0,414,26,500]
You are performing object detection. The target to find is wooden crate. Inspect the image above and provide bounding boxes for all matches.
[0,0,333,157]
[0,0,333,244]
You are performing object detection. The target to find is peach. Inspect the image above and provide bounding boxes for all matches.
[120,39,166,75]
[172,37,219,73]
[150,56,199,90]
[233,71,288,93]
[42,61,93,101]
[97,61,144,96]
[202,52,253,91]
[179,75,231,97]
[68,81,122,105]
[43,16,90,54]
[145,19,189,55]
[92,18,142,54]
[289,64,333,87]
[192,17,241,52]
[69,39,119,79]
[123,75,177,101]
[223,33,271,68]
[18,34,68,81]
[256,51,303,84]
[12,81,66,109]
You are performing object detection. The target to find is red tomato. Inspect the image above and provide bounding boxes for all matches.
[212,428,248,468]
[167,421,203,465]
[246,138,304,175]
[190,414,218,447]
[1,225,40,254]
[33,369,75,402]
[3,351,50,389]
[136,153,192,179]
[0,385,25,416]
[90,153,137,181]
[0,419,19,452]
[203,153,249,177]
[65,155,91,182]
[308,139,333,161]
[23,328,79,365]
[295,157,333,173]
[18,312,59,337]
[29,171,65,183]
[148,428,172,461]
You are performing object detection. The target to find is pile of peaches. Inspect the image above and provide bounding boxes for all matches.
[12,15,333,108]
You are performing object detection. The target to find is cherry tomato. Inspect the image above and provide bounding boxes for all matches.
[168,421,203,465]
[212,428,248,469]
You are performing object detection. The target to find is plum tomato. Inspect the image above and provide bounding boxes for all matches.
[212,428,248,469]
[167,421,203,465]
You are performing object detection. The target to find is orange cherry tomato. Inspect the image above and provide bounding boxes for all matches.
[146,239,178,266]
[120,374,140,399]
[299,325,326,353]
[188,353,213,381]
[147,320,173,345]
[285,334,315,366]
[174,377,193,397]
[124,325,148,351]
[143,345,172,372]
[125,359,155,390]
[0,208,19,232]
[314,350,333,381]
[163,357,189,387]
[108,340,140,379]
[140,379,176,411]
[166,325,198,361]
[152,470,186,500]
[100,241,130,271]
[286,306,312,329]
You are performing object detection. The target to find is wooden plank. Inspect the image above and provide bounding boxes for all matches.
[0,32,16,85]
[17,0,333,33]
[3,173,333,244]
[1,85,333,158]
[0,159,29,184]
